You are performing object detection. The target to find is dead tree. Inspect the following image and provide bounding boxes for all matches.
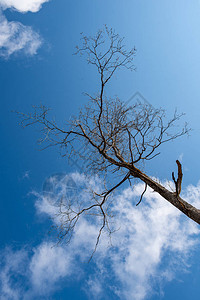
[17,26,200,257]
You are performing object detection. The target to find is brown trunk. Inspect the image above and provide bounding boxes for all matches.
[130,167,200,225]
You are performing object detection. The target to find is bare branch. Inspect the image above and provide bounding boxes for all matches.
[136,183,147,206]
[17,27,200,259]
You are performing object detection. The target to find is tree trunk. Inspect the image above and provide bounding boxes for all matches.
[130,167,200,224]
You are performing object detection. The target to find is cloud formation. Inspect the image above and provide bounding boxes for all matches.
[0,248,28,300]
[1,174,200,300]
[35,174,200,299]
[99,182,200,300]
[0,243,75,299]
[0,13,42,58]
[30,242,73,295]
[0,0,48,58]
[0,0,49,13]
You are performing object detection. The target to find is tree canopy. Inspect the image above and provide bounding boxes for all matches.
[18,26,200,258]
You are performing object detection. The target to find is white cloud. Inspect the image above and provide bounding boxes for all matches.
[0,0,49,58]
[29,242,73,294]
[0,243,76,299]
[0,13,42,58]
[84,277,103,300]
[0,0,49,13]
[34,173,200,300]
[98,183,199,300]
[0,247,29,300]
[1,174,200,300]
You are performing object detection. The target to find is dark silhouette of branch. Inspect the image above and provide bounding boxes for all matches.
[172,160,183,197]
[172,160,185,208]
[136,183,147,206]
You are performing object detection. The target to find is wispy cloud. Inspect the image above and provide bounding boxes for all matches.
[35,173,200,300]
[0,0,49,13]
[29,242,74,295]
[0,13,42,58]
[0,247,29,300]
[0,174,200,300]
[96,182,200,300]
[22,170,30,180]
[0,243,76,299]
[0,0,49,58]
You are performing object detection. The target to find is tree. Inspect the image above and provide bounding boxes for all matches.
[18,26,200,257]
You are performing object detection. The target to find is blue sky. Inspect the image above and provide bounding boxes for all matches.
[1,0,200,299]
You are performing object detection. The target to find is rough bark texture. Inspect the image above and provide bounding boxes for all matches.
[130,165,200,224]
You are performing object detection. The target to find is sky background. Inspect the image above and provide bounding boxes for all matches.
[1,0,200,299]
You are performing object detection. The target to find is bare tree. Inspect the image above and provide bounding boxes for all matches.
[18,26,200,258]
